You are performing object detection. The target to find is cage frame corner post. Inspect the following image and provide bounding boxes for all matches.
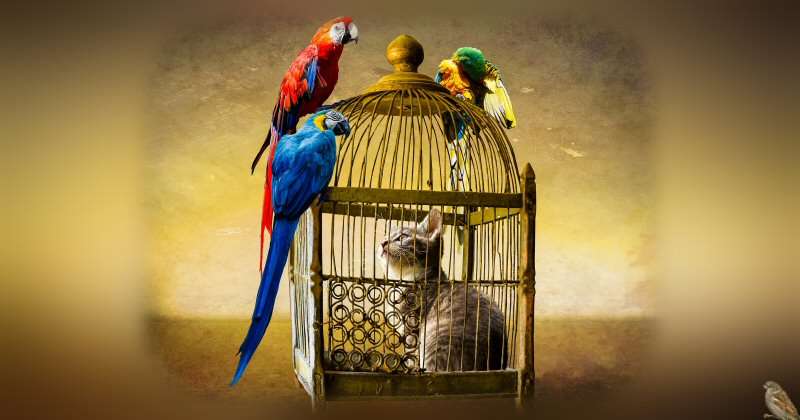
[308,203,326,410]
[515,162,536,408]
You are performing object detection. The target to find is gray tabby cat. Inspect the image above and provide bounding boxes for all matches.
[378,208,507,371]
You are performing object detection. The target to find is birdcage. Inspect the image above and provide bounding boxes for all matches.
[287,35,536,408]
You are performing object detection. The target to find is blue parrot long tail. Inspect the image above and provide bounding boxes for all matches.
[231,217,300,386]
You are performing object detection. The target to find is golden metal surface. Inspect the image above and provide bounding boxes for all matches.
[386,34,424,72]
[363,34,452,109]
[324,371,518,400]
[322,187,523,207]
[515,163,537,407]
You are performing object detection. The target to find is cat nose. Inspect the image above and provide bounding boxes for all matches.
[380,240,388,248]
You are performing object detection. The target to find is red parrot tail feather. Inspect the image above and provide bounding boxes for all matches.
[259,178,271,271]
[250,104,281,174]
[259,130,279,271]
[265,146,277,238]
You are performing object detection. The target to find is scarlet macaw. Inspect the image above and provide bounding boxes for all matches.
[233,110,350,385]
[251,17,358,269]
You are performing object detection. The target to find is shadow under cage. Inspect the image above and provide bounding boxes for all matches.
[287,35,536,407]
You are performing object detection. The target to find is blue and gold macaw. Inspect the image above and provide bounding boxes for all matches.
[232,110,349,386]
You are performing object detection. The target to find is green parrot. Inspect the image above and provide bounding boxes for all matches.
[435,47,517,129]
[434,47,517,193]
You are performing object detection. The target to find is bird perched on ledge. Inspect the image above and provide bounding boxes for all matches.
[251,16,358,270]
[435,47,516,194]
[233,110,350,386]
[765,381,799,420]
[435,47,516,129]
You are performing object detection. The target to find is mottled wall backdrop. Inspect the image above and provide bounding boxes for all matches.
[147,15,653,319]
[8,1,795,417]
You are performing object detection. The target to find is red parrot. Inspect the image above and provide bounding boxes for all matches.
[250,17,358,269]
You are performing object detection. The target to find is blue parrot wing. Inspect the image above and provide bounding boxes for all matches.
[271,128,336,218]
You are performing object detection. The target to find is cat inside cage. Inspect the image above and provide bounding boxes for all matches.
[379,208,508,372]
[321,204,519,373]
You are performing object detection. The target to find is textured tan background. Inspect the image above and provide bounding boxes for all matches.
[137,9,657,409]
[5,1,798,419]
[147,14,653,319]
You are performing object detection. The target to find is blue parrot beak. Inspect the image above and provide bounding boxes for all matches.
[333,120,351,136]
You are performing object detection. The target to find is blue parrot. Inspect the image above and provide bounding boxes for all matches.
[231,110,349,386]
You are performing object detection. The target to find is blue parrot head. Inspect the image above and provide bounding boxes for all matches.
[312,110,350,136]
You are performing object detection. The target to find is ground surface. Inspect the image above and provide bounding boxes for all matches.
[149,316,654,410]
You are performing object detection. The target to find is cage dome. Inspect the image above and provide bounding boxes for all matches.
[330,34,520,194]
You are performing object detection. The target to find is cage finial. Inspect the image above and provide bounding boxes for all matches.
[386,34,424,73]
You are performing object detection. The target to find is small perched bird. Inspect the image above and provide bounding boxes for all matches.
[765,381,799,420]
[434,47,516,194]
[251,16,358,270]
[435,47,516,129]
[232,110,350,386]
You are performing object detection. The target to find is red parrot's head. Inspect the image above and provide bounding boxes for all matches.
[312,16,358,46]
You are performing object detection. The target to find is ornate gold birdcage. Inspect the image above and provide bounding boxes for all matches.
[288,35,536,408]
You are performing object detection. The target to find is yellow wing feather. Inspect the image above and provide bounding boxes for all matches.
[482,63,517,129]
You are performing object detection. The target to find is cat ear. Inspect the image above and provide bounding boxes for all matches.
[420,208,442,239]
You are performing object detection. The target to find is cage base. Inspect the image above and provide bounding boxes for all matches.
[308,370,519,401]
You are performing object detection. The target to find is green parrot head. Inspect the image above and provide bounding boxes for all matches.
[452,47,487,81]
